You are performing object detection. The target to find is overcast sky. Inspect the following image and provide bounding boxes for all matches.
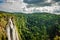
[0,0,60,14]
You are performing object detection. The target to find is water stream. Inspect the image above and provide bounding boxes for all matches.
[6,18,19,40]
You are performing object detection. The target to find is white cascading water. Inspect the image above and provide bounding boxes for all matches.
[6,18,19,40]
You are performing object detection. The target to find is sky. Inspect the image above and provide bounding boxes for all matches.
[0,0,60,14]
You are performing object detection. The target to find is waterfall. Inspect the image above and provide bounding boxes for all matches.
[6,18,19,40]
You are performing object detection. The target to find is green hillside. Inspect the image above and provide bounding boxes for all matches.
[0,11,60,40]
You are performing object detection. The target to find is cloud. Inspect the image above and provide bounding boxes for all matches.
[54,0,60,2]
[24,0,60,7]
[23,0,44,4]
[23,6,60,14]
[0,0,27,12]
[0,0,60,14]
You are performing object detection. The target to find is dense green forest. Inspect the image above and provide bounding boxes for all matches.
[0,11,60,40]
